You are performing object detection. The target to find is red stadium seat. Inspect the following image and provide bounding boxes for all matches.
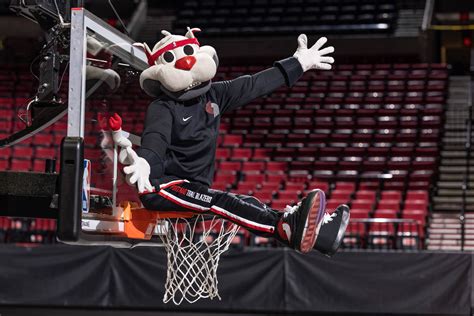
[402,210,426,225]
[219,161,241,173]
[232,148,253,161]
[331,189,353,200]
[253,148,272,160]
[373,209,398,218]
[222,134,243,147]
[260,181,281,191]
[252,190,274,204]
[277,190,299,201]
[13,146,33,158]
[285,182,305,192]
[326,199,346,210]
[351,199,374,211]
[267,162,288,173]
[307,181,329,192]
[0,160,9,169]
[236,181,258,193]
[212,182,229,191]
[355,190,377,201]
[10,159,32,171]
[404,199,428,212]
[242,161,265,172]
[381,190,402,200]
[214,173,236,184]
[335,181,356,191]
[35,148,57,159]
[266,173,286,183]
[377,199,400,211]
[215,148,230,160]
[244,173,266,183]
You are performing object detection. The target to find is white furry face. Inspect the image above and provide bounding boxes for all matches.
[143,43,217,93]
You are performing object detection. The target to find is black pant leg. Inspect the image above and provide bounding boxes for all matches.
[210,191,280,237]
[140,179,212,212]
[139,179,280,237]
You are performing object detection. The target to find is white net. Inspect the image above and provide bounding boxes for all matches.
[158,214,239,305]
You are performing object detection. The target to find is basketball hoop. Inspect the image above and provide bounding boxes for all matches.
[76,124,240,304]
[109,137,239,304]
[158,215,239,305]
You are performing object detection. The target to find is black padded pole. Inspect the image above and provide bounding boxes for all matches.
[57,137,84,242]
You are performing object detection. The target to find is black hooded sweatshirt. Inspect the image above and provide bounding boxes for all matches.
[136,57,303,187]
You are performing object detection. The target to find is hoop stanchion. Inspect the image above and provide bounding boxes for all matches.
[158,215,239,305]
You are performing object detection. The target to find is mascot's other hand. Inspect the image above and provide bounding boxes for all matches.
[112,131,132,149]
[123,147,155,193]
[293,34,335,72]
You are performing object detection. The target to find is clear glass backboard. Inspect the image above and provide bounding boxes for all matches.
[65,8,156,247]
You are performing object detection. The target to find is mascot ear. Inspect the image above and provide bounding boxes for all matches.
[161,30,172,37]
[185,27,201,38]
[200,45,219,68]
[133,42,154,65]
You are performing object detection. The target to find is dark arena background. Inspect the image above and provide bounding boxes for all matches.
[0,0,473,315]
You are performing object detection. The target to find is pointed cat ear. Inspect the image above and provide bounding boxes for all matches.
[161,30,172,37]
[185,27,201,39]
[133,42,153,65]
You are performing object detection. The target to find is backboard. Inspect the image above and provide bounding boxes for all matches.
[58,8,161,247]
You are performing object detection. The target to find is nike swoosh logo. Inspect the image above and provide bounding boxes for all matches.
[183,116,192,122]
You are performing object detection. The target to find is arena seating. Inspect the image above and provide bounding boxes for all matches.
[174,0,398,35]
[213,63,447,249]
[0,217,56,244]
[0,61,448,249]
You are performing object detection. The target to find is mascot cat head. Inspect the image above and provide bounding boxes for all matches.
[137,28,218,101]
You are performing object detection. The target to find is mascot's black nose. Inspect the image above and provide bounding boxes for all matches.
[175,56,196,71]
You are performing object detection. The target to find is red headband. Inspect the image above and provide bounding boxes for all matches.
[144,38,200,66]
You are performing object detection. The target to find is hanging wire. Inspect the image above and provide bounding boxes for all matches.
[58,61,69,92]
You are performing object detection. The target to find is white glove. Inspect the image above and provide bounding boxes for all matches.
[293,34,335,72]
[109,113,132,148]
[112,129,132,148]
[111,130,133,165]
[108,113,155,193]
[109,113,133,165]
[123,147,155,194]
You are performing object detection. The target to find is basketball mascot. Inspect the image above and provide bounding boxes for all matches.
[108,28,350,256]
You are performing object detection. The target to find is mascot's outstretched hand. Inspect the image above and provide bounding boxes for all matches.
[293,34,335,72]
[108,113,154,193]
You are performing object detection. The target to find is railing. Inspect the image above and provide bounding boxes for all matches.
[127,0,148,39]
[343,218,424,250]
